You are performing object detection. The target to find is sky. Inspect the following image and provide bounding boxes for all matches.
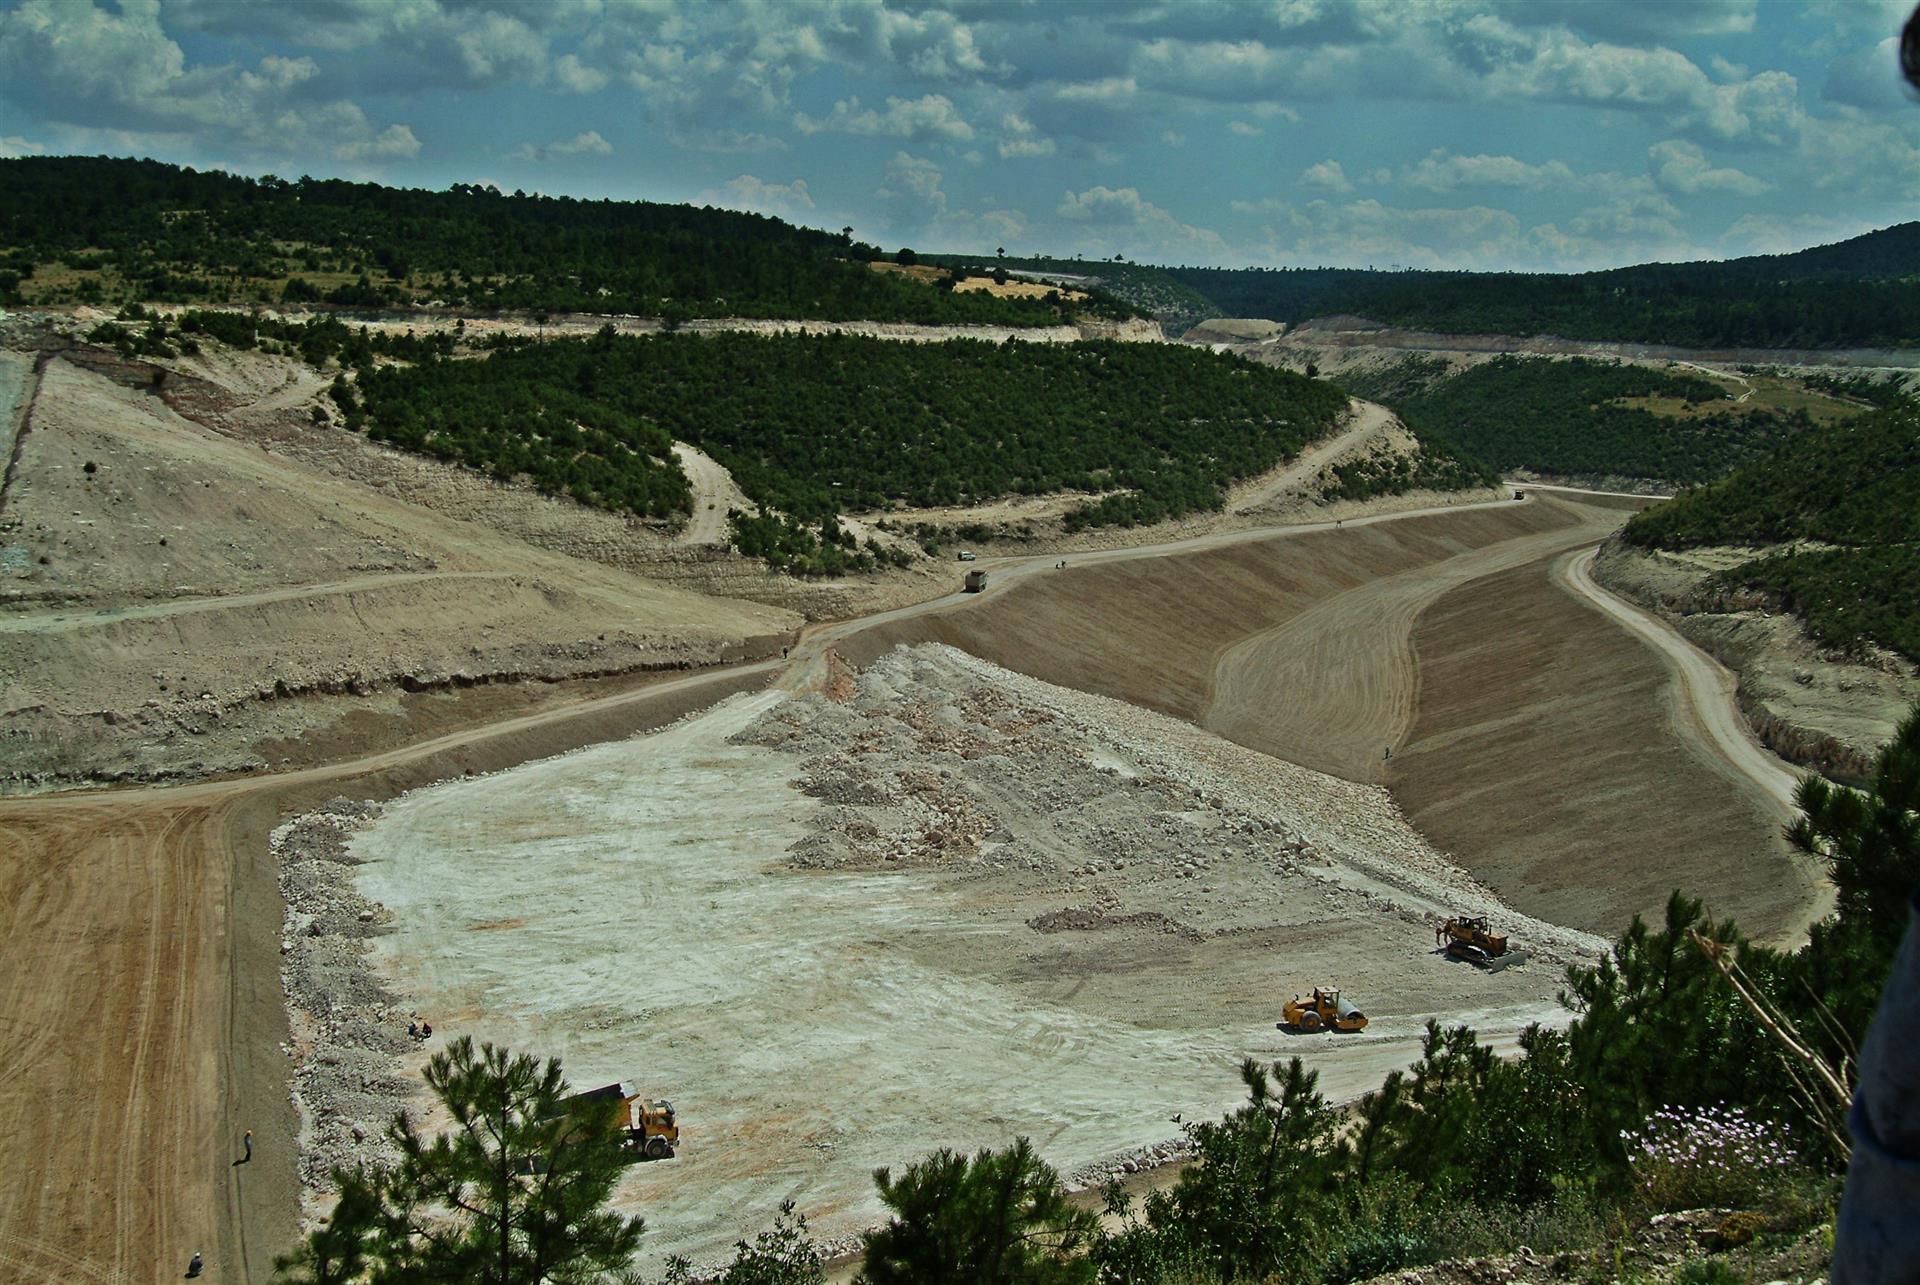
[0,0,1915,272]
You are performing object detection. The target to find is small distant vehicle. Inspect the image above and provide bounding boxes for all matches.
[1279,986,1367,1033]
[957,550,977,561]
[964,569,988,593]
[1513,490,1526,500]
[1436,915,1527,971]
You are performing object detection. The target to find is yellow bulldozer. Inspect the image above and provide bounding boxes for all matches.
[1279,986,1368,1033]
[1437,915,1527,971]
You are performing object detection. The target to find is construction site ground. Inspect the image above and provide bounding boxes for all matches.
[0,320,1836,1283]
[311,648,1599,1268]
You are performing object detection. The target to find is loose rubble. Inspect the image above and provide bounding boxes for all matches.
[275,797,413,1212]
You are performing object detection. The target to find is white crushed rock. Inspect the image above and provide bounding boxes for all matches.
[275,796,414,1214]
[737,644,1604,968]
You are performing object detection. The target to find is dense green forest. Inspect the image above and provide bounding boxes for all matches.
[1161,222,1920,348]
[1623,405,1920,658]
[0,156,1112,326]
[1339,356,1808,486]
[345,330,1349,573]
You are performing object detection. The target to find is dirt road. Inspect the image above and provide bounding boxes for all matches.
[1559,548,1804,819]
[671,442,751,546]
[1225,398,1395,514]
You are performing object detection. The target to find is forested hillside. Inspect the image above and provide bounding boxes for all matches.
[342,329,1349,573]
[1339,356,1810,486]
[0,156,1096,326]
[926,253,1217,334]
[1162,223,1920,349]
[1623,405,1920,659]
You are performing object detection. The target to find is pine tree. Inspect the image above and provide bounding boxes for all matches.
[274,1037,644,1284]
[857,1138,1097,1285]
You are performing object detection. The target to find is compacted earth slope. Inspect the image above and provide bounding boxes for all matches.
[0,339,799,788]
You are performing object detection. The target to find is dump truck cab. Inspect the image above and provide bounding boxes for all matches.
[564,1081,679,1160]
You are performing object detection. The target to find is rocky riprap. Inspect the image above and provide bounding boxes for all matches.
[275,797,414,1207]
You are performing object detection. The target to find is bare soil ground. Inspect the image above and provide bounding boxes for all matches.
[315,647,1598,1269]
[0,309,1833,1283]
[0,479,1822,1283]
[0,342,799,790]
[829,495,1823,942]
[0,659,776,1284]
[1396,548,1822,944]
[1593,541,1920,786]
[0,326,1501,791]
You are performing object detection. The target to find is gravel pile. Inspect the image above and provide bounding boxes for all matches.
[735,645,1601,966]
[275,797,415,1206]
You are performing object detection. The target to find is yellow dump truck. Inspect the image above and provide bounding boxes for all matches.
[1279,986,1368,1033]
[563,1082,680,1160]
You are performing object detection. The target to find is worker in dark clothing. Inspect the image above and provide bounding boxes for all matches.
[186,1250,204,1277]
[1833,893,1920,1283]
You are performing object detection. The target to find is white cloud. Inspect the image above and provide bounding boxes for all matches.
[1228,120,1263,137]
[997,112,1056,158]
[1647,140,1768,195]
[452,12,547,87]
[1054,77,1138,104]
[700,174,816,219]
[0,0,420,165]
[333,120,421,162]
[877,151,947,212]
[1821,37,1907,111]
[507,131,614,163]
[794,93,973,141]
[0,135,46,158]
[1720,212,1880,257]
[1299,159,1352,192]
[1055,185,1226,257]
[1400,149,1601,192]
[552,53,609,95]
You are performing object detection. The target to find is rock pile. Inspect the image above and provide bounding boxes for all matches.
[275,797,414,1205]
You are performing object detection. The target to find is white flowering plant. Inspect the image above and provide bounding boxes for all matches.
[1624,1104,1803,1211]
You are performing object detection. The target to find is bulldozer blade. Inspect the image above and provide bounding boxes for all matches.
[1487,950,1529,972]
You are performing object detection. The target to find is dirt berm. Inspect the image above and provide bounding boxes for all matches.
[834,494,1811,941]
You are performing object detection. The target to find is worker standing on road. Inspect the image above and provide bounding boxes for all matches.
[187,1250,204,1277]
[1383,745,1391,760]
[234,1128,252,1165]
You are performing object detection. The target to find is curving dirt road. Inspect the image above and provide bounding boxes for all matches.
[1225,398,1396,514]
[671,442,752,546]
[1558,547,1803,819]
